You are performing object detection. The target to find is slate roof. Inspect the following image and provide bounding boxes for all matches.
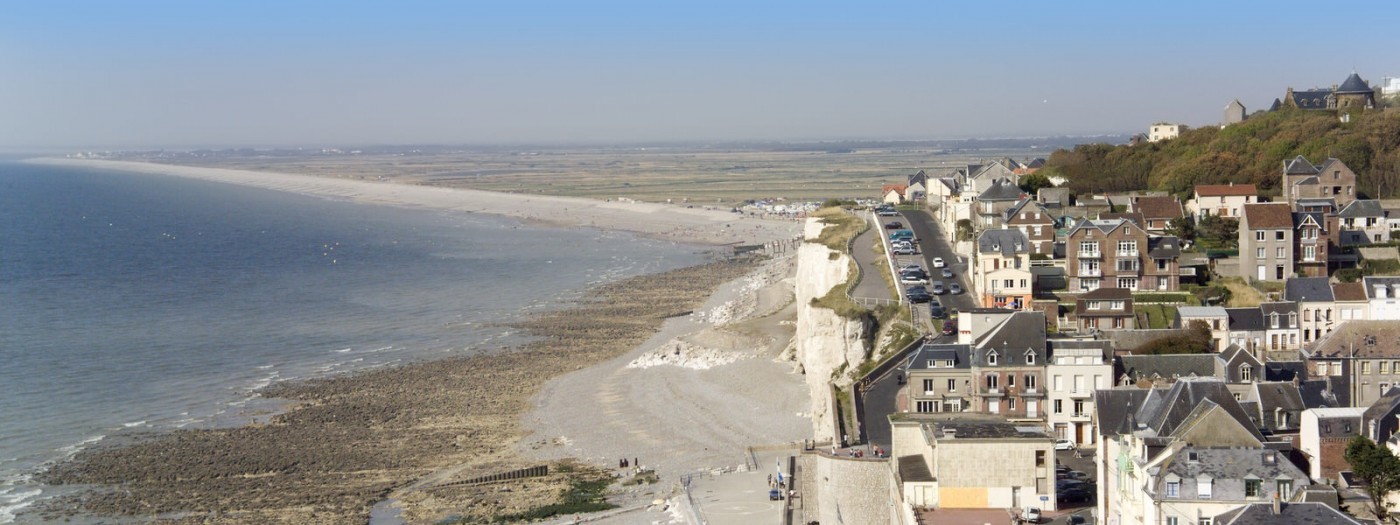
[1285,277,1335,303]
[1148,236,1182,258]
[1177,306,1227,319]
[908,343,973,371]
[1195,183,1258,197]
[1297,197,1336,210]
[907,170,928,187]
[1120,354,1221,382]
[1243,203,1294,228]
[1133,196,1184,220]
[1337,72,1372,94]
[1159,447,1304,498]
[1294,212,1325,233]
[1214,502,1362,525]
[1292,90,1332,108]
[1264,361,1306,382]
[1310,321,1400,358]
[1024,158,1046,169]
[1093,388,1154,436]
[979,177,1024,201]
[937,177,959,193]
[1248,381,1306,434]
[1066,218,1140,238]
[1260,302,1299,318]
[971,311,1047,367]
[1226,307,1266,331]
[1332,282,1367,302]
[1362,386,1400,430]
[1136,378,1263,440]
[1299,378,1350,409]
[1364,276,1400,299]
[1284,155,1320,175]
[1004,197,1053,224]
[976,228,1029,257]
[1337,199,1383,218]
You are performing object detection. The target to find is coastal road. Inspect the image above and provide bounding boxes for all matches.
[900,209,979,314]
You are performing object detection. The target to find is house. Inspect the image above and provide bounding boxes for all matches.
[1236,380,1305,436]
[888,414,1056,510]
[1362,386,1400,445]
[969,311,1048,419]
[1117,354,1225,387]
[1304,320,1400,407]
[1095,378,1305,525]
[1337,199,1387,244]
[906,342,973,414]
[1066,218,1180,293]
[1261,302,1302,352]
[1239,203,1295,282]
[1299,407,1366,481]
[1187,183,1257,220]
[1281,156,1358,208]
[905,170,928,202]
[1148,122,1186,142]
[1038,187,1072,209]
[1225,307,1267,354]
[1292,211,1331,277]
[882,184,908,204]
[1281,72,1378,111]
[1333,281,1370,323]
[1175,306,1230,351]
[975,178,1025,229]
[961,161,1019,197]
[1222,99,1246,127]
[1074,287,1135,331]
[1213,502,1365,525]
[1365,276,1400,320]
[1286,277,1337,345]
[1045,339,1112,447]
[1220,345,1267,384]
[1003,197,1055,255]
[1130,195,1184,234]
[973,229,1033,311]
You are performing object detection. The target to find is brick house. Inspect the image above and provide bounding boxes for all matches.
[1187,183,1257,220]
[1003,197,1055,255]
[1239,203,1295,282]
[1293,211,1331,277]
[1130,195,1184,234]
[1074,287,1135,331]
[970,311,1048,420]
[1282,156,1358,208]
[1066,218,1180,292]
[974,229,1033,311]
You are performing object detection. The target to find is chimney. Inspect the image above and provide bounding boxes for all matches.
[942,428,957,439]
[1378,284,1389,299]
[1272,491,1281,515]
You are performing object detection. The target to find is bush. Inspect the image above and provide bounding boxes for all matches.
[1134,321,1213,355]
[1337,268,1364,283]
[1133,292,1192,304]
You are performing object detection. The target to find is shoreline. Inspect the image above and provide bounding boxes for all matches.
[23,157,802,248]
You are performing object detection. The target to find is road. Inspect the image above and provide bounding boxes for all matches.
[849,213,896,303]
[900,209,980,314]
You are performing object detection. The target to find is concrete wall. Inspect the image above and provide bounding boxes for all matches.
[814,454,897,525]
[936,439,1056,511]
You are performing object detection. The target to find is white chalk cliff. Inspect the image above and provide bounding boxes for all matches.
[794,218,870,440]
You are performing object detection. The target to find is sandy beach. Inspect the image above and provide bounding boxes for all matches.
[26,158,802,247]
[27,159,813,524]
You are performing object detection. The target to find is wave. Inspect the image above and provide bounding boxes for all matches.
[0,486,42,524]
[121,420,147,428]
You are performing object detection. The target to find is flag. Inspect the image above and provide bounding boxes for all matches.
[775,458,784,483]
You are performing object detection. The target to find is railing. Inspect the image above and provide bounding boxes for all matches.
[1080,268,1102,277]
[681,473,707,525]
[1079,251,1101,258]
[1116,250,1140,257]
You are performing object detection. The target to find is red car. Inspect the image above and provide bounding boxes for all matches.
[941,319,957,336]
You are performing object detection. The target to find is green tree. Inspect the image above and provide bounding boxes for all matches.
[1018,173,1054,195]
[1134,321,1214,355]
[1345,435,1400,521]
[955,219,975,242]
[1169,215,1197,242]
[1196,216,1239,250]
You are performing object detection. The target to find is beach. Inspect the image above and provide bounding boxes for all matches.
[26,158,801,247]
[26,159,811,524]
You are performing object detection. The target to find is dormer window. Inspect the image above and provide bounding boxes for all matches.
[988,351,999,366]
[1025,351,1036,365]
[1270,313,1280,329]
[944,360,955,368]
[1240,365,1253,382]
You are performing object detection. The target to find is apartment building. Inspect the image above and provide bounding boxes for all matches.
[1187,183,1257,220]
[1066,218,1180,292]
[1239,203,1295,282]
[974,229,1033,311]
[1045,339,1112,446]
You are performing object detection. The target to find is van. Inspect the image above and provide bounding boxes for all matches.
[889,229,914,242]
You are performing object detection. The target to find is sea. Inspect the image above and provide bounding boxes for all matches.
[0,160,707,522]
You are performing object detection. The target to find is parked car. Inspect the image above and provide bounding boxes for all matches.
[888,229,914,242]
[929,303,947,319]
[1057,479,1088,493]
[1054,439,1075,451]
[899,263,924,274]
[930,281,946,295]
[1058,488,1092,504]
[769,488,784,500]
[1067,470,1091,481]
[931,257,946,268]
[941,318,957,336]
[905,286,932,303]
[892,245,917,255]
[884,221,903,229]
[948,282,963,295]
[900,272,927,285]
[877,207,898,217]
[1055,464,1071,476]
[1020,507,1041,523]
[941,268,954,279]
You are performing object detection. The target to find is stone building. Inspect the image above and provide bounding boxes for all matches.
[889,414,1057,511]
[1004,197,1055,255]
[1281,156,1358,208]
[1222,99,1246,126]
[1066,218,1180,292]
[1281,72,1378,111]
[1304,320,1400,408]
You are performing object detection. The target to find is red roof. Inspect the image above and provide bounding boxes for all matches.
[1195,184,1258,197]
[1243,203,1294,228]
[882,184,908,194]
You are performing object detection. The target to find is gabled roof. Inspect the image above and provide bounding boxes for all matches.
[1148,236,1181,258]
[908,343,972,371]
[907,170,928,187]
[1194,183,1258,198]
[1260,301,1299,317]
[882,184,907,195]
[1364,276,1400,299]
[1004,197,1053,224]
[978,177,1024,201]
[1300,378,1350,409]
[976,228,1029,257]
[1294,212,1325,232]
[1080,287,1131,300]
[937,177,960,192]
[1249,381,1307,423]
[1094,388,1154,437]
[1214,501,1360,524]
[1285,277,1334,303]
[1120,354,1221,383]
[1242,203,1294,229]
[1309,320,1400,359]
[1337,72,1372,94]
[1362,386,1400,427]
[1066,217,1143,239]
[1284,155,1320,175]
[1024,158,1046,169]
[1133,196,1184,221]
[972,311,1047,366]
[1226,307,1266,331]
[1337,199,1384,218]
[1136,378,1264,440]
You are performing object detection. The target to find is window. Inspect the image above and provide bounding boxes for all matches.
[1256,231,1265,241]
[1079,241,1099,256]
[1026,374,1037,389]
[986,374,999,389]
[1364,362,1372,375]
[1008,398,1016,410]
[1304,245,1316,261]
[1277,479,1293,497]
[1382,361,1390,375]
[1304,309,1312,322]
[1245,479,1261,498]
[1256,247,1266,259]
[1165,481,1180,498]
[1198,519,1212,525]
[1020,279,1028,288]
[1117,240,1138,256]
[1025,352,1036,365]
[1276,247,1285,259]
[1117,259,1139,272]
[1110,300,1125,310]
[1053,375,1063,390]
[1036,450,1047,467]
[1054,399,1063,414]
[1087,300,1102,310]
[923,379,935,393]
[1074,400,1085,416]
[988,352,998,366]
[1166,518,1179,525]
[916,400,936,413]
[1198,477,1212,499]
[1276,230,1286,240]
[947,379,956,392]
[1117,277,1138,290]
[1080,279,1100,291]
[944,360,955,368]
[1008,374,1016,388]
[1240,365,1253,382]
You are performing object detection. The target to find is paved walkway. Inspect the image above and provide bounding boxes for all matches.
[688,450,796,525]
[850,212,897,303]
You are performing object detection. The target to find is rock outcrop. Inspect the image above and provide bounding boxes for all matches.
[793,218,870,440]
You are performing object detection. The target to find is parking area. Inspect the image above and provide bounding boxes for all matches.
[880,211,975,335]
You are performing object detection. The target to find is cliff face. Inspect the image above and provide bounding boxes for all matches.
[794,218,870,440]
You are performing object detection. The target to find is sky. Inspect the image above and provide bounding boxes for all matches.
[2,1,1398,150]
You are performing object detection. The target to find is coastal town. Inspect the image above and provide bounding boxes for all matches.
[785,72,1400,525]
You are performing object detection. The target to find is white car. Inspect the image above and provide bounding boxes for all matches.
[1021,507,1042,523]
[931,257,946,268]
[1054,439,1075,451]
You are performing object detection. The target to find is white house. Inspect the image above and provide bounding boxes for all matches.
[1366,276,1400,320]
[1046,340,1112,447]
[1186,184,1257,220]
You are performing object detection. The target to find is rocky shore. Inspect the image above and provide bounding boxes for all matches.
[35,259,758,524]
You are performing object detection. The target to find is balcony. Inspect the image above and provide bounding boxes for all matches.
[1022,387,1046,398]
[1080,268,1102,277]
[1115,266,1141,276]
[1069,412,1092,421]
[1079,251,1101,259]
[1068,390,1094,399]
[981,386,1004,397]
[1116,250,1140,257]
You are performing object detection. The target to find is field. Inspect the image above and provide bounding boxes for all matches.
[122,145,1047,205]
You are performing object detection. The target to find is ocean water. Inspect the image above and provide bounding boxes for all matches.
[0,162,706,522]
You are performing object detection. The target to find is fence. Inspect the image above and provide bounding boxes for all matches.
[433,465,549,489]
[681,473,707,525]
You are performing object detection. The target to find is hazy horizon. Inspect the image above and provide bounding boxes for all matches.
[3,1,1398,150]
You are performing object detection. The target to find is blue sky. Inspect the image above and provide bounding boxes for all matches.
[1,1,1397,149]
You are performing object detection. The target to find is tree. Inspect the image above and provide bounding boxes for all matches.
[955,219,975,242]
[1169,215,1197,242]
[1196,216,1239,251]
[1345,435,1400,521]
[1018,173,1054,195]
[1134,320,1214,355]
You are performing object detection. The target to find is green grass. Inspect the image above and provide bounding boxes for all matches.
[1136,304,1178,329]
[812,207,865,252]
[488,474,618,523]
